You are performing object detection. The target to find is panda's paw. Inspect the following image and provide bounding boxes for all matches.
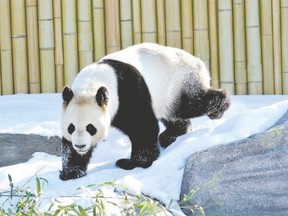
[116,159,152,170]
[159,132,177,148]
[206,89,231,119]
[59,167,87,181]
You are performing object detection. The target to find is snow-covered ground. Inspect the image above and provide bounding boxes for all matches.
[0,93,288,214]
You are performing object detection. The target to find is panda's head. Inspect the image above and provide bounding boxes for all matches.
[61,86,110,154]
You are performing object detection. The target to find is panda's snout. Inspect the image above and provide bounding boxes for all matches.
[75,144,86,149]
[75,144,86,150]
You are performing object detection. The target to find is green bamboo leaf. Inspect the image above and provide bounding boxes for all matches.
[36,176,41,196]
[53,209,61,216]
[78,205,88,216]
[8,174,12,182]
[139,204,148,216]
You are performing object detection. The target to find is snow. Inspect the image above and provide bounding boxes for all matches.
[0,93,288,215]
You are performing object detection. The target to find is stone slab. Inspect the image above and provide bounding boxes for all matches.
[181,111,288,216]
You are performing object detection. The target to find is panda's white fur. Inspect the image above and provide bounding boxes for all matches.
[60,43,230,180]
[102,43,211,118]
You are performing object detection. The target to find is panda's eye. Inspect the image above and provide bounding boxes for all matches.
[86,124,97,136]
[68,123,75,134]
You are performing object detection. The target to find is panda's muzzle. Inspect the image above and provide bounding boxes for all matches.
[74,144,89,154]
[75,144,86,149]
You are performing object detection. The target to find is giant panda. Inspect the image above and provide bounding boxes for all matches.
[60,43,230,180]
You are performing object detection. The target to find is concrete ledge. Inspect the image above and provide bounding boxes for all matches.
[0,134,61,167]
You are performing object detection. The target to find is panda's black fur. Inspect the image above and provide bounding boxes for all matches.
[60,137,93,180]
[59,43,230,180]
[101,59,160,170]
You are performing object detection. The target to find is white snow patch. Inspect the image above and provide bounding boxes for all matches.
[0,94,287,215]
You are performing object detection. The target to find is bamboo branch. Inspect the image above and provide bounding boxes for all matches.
[260,0,274,94]
[165,0,181,48]
[156,0,166,45]
[218,0,234,94]
[120,0,133,48]
[0,0,14,94]
[93,0,106,60]
[193,0,210,70]
[105,0,121,53]
[53,0,64,92]
[272,0,282,94]
[233,0,247,94]
[78,0,93,69]
[62,0,78,85]
[281,0,288,94]
[38,0,56,93]
[208,0,219,88]
[141,0,157,43]
[245,0,263,94]
[11,0,29,93]
[132,0,142,44]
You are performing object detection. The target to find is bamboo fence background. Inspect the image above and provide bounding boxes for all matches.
[0,0,287,95]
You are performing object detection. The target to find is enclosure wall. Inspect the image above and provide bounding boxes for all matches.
[0,0,287,95]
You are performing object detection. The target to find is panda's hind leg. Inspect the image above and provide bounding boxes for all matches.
[159,118,191,148]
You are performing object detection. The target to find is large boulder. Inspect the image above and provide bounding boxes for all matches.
[181,111,288,216]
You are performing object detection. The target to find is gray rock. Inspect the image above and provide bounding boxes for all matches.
[181,111,288,216]
[0,134,61,167]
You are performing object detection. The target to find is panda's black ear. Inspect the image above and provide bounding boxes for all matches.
[62,86,74,104]
[96,86,109,108]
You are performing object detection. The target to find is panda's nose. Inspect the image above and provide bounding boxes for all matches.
[75,144,86,149]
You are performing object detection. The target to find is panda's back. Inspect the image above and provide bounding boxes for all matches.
[102,43,211,118]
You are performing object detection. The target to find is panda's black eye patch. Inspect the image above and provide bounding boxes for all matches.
[86,124,97,136]
[68,123,75,134]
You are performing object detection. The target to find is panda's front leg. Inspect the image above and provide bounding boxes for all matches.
[59,138,93,180]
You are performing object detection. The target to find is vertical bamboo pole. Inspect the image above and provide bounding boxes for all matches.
[141,0,157,43]
[165,0,181,48]
[53,0,64,92]
[156,0,166,45]
[218,0,234,93]
[120,0,133,48]
[245,0,263,94]
[273,0,282,94]
[93,0,106,60]
[233,0,247,94]
[281,0,288,94]
[105,0,121,53]
[208,0,219,88]
[38,0,56,93]
[62,0,78,86]
[260,0,274,94]
[193,0,210,70]
[181,0,193,54]
[0,0,14,94]
[78,0,94,69]
[132,0,142,44]
[26,0,41,93]
[11,0,29,93]
[0,28,1,95]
